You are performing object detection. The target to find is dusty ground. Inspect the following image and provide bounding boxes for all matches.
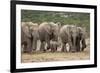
[21,38,90,63]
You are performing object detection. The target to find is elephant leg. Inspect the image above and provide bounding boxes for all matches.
[81,39,86,51]
[40,41,46,52]
[52,48,56,52]
[69,46,75,52]
[61,43,67,52]
[76,43,80,52]
[69,44,76,53]
[47,43,50,50]
[54,45,57,52]
[69,43,76,53]
[27,39,32,53]
[51,45,56,52]
[46,40,50,50]
[51,47,54,52]
[22,41,27,53]
[69,42,73,52]
[32,40,37,51]
[76,39,81,52]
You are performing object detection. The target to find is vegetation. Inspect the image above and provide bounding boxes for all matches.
[21,10,90,35]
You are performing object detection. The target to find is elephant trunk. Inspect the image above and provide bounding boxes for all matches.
[32,39,37,51]
[81,39,86,51]
[71,36,77,53]
[31,31,39,51]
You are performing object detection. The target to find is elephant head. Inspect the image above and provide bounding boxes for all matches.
[49,22,59,41]
[21,22,32,38]
[59,25,86,52]
[69,26,86,52]
[69,25,79,52]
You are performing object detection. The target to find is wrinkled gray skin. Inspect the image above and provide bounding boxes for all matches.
[30,23,39,51]
[77,27,86,51]
[21,22,32,53]
[59,25,86,52]
[49,40,58,52]
[21,22,39,53]
[38,22,59,52]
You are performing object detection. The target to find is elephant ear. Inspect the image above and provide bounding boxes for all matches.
[66,26,73,42]
[77,27,86,40]
[21,23,32,38]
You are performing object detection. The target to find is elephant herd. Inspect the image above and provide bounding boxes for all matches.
[21,22,86,53]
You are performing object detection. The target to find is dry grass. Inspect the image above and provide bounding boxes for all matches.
[21,49,90,63]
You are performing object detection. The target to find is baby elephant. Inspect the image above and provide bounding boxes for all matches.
[49,40,58,52]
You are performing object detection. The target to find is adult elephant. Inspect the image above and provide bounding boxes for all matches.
[21,22,32,53]
[21,22,39,53]
[59,25,86,52]
[38,22,59,52]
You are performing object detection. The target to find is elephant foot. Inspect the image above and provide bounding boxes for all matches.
[32,49,36,52]
[23,50,28,53]
[81,48,85,51]
[23,49,31,53]
[81,45,86,51]
[40,49,46,53]
[61,50,67,52]
[61,48,67,52]
[22,48,28,53]
[70,49,76,53]
[76,49,80,52]
[23,51,32,54]
[71,50,76,53]
[43,49,46,52]
[24,48,33,54]
[47,46,50,50]
[51,49,56,52]
[61,49,64,52]
[64,51,67,52]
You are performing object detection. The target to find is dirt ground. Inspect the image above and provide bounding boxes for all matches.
[21,38,90,63]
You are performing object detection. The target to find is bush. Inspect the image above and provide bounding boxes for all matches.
[21,10,90,36]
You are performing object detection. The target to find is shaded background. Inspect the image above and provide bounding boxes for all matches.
[21,10,90,37]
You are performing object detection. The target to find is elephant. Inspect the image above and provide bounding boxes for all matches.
[29,23,39,51]
[21,22,39,53]
[59,25,86,52]
[21,22,33,53]
[38,22,59,52]
[77,27,86,51]
[49,40,58,52]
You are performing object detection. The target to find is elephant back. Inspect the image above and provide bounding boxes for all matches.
[39,22,51,34]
